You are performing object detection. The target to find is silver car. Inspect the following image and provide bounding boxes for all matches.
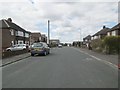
[6,44,27,51]
[30,42,50,56]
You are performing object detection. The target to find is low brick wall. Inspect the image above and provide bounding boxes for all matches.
[2,49,29,59]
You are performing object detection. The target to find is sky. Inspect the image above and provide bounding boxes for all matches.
[0,0,119,43]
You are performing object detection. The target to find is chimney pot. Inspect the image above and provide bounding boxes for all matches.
[7,18,12,22]
[103,25,106,29]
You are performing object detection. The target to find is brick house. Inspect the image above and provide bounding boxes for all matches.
[30,33,42,44]
[107,23,120,36]
[50,39,60,46]
[92,26,110,40]
[41,34,47,43]
[0,18,31,50]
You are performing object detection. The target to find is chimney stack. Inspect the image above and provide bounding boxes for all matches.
[7,18,12,23]
[103,25,106,29]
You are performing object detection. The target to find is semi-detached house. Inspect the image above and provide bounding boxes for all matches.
[107,23,120,36]
[92,26,110,40]
[0,18,31,50]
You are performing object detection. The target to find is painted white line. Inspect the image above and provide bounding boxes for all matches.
[73,47,118,69]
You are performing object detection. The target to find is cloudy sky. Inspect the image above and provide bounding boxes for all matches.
[0,0,119,43]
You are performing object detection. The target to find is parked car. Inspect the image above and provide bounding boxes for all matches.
[30,42,50,56]
[58,44,62,48]
[6,44,27,51]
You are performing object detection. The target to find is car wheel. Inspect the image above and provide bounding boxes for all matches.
[7,49,11,51]
[23,48,26,50]
[31,53,34,56]
[44,51,47,56]
[48,51,50,54]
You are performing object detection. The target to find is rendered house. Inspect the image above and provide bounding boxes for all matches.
[83,35,91,43]
[107,23,120,36]
[92,26,110,40]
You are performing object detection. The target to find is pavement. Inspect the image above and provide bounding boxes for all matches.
[2,47,118,88]
[1,53,31,67]
[79,47,118,66]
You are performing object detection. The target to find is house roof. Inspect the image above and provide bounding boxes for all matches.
[31,33,41,35]
[41,34,47,38]
[0,19,31,33]
[83,35,91,40]
[50,39,60,43]
[0,19,10,29]
[50,39,60,41]
[31,33,41,37]
[110,23,120,31]
[92,27,110,36]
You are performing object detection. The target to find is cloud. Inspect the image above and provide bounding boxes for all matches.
[0,1,118,43]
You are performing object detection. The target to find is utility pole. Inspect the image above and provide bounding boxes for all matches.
[47,20,50,45]
[79,30,81,41]
[79,29,81,47]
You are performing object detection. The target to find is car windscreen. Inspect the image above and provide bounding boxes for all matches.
[33,43,43,47]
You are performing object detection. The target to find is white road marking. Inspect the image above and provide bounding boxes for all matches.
[73,47,118,69]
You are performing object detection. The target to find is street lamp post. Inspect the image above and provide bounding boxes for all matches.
[79,29,81,47]
[79,30,81,41]
[47,20,50,45]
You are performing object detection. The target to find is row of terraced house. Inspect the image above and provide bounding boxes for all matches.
[0,18,48,51]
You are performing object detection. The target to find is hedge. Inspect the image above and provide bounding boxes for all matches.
[2,49,29,59]
[91,36,120,54]
[103,36,120,54]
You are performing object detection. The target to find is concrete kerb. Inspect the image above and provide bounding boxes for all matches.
[73,47,118,69]
[1,53,31,67]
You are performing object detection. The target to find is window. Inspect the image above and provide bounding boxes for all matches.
[11,41,14,45]
[15,31,18,36]
[98,35,101,39]
[39,37,41,41]
[15,41,18,44]
[16,31,24,37]
[25,33,29,37]
[10,29,14,35]
[18,40,24,44]
[107,32,110,36]
[25,41,29,45]
[94,36,98,39]
[85,39,87,41]
[91,37,94,40]
[111,31,116,36]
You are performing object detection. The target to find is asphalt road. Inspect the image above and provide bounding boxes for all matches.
[2,47,118,88]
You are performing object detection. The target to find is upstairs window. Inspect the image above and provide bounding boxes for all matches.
[25,33,29,37]
[10,29,14,35]
[16,31,24,37]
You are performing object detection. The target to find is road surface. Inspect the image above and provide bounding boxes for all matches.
[2,47,118,88]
